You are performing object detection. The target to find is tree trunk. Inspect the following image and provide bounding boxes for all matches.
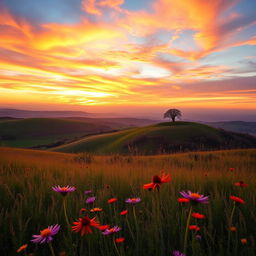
[172,117,175,122]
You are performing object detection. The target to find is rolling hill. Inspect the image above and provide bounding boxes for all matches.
[52,121,256,155]
[0,117,158,148]
[0,118,112,148]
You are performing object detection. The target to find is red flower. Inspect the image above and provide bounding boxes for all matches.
[234,181,248,187]
[108,198,117,203]
[189,225,200,231]
[178,198,190,203]
[120,210,128,215]
[115,237,125,243]
[99,225,110,231]
[192,213,205,219]
[241,238,247,244]
[90,208,102,212]
[79,208,87,214]
[143,173,171,191]
[229,168,235,172]
[230,196,245,204]
[17,244,28,253]
[72,216,100,236]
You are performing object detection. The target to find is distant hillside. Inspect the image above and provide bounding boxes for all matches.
[66,117,158,128]
[52,121,256,155]
[206,121,256,137]
[0,108,92,118]
[0,118,112,148]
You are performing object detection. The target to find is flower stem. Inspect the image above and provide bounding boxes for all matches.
[125,216,135,243]
[229,202,236,227]
[133,206,139,255]
[48,243,56,256]
[63,197,70,227]
[183,205,192,255]
[227,202,236,253]
[113,238,121,256]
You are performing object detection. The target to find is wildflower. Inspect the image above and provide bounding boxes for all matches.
[195,235,202,240]
[241,238,247,244]
[108,198,117,203]
[17,244,28,253]
[229,168,235,172]
[79,208,87,214]
[86,196,96,204]
[230,226,237,232]
[84,190,92,195]
[191,213,205,219]
[172,250,186,256]
[178,198,190,203]
[72,216,100,236]
[120,210,128,215]
[143,173,171,191]
[31,224,60,244]
[90,208,102,212]
[230,195,245,204]
[102,226,121,235]
[189,225,200,231]
[125,198,141,204]
[52,186,76,196]
[234,181,248,187]
[99,225,110,231]
[115,237,125,243]
[180,191,209,204]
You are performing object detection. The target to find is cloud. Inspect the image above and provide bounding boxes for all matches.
[0,2,255,110]
[82,0,124,15]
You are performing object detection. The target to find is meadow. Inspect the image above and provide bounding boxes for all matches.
[0,147,255,256]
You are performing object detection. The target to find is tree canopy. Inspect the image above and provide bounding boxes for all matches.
[163,109,182,122]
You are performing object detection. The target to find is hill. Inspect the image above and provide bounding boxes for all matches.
[0,118,113,148]
[206,121,256,137]
[0,108,92,118]
[52,121,256,155]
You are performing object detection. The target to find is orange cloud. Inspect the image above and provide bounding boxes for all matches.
[82,0,124,15]
[0,2,255,110]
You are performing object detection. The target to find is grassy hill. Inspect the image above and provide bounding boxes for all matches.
[0,118,112,148]
[52,121,256,154]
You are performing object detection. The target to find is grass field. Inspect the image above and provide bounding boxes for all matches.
[52,122,256,154]
[0,147,255,256]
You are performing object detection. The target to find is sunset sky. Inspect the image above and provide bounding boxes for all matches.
[0,0,256,120]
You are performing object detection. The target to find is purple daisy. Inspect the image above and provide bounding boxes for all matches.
[125,197,141,204]
[102,226,121,235]
[86,196,96,204]
[180,191,209,204]
[84,190,92,195]
[31,224,60,244]
[195,234,202,240]
[173,251,186,256]
[52,186,76,196]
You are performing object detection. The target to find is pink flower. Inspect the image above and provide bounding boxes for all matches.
[31,224,60,244]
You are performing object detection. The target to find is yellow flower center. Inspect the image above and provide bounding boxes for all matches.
[40,228,51,237]
[191,193,201,199]
[60,187,68,191]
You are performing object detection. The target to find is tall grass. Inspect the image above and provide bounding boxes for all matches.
[0,147,255,256]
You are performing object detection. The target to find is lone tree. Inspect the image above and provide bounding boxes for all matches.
[163,108,182,122]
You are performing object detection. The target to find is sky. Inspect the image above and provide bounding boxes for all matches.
[0,0,256,120]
